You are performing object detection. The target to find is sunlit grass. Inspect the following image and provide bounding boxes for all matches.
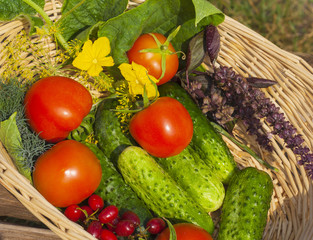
[211,0,313,54]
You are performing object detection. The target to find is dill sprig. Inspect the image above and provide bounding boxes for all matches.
[114,81,138,132]
[17,123,51,171]
[1,30,69,83]
[0,79,51,173]
[0,80,25,121]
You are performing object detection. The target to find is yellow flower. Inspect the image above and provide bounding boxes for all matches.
[119,62,159,99]
[72,37,114,76]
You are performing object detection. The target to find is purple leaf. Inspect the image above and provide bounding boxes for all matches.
[204,25,220,64]
[246,77,277,88]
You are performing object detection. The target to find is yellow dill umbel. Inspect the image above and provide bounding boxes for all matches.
[1,30,70,84]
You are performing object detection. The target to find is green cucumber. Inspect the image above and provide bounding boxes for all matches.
[218,167,273,240]
[86,143,153,224]
[94,98,136,166]
[118,146,215,234]
[158,82,237,184]
[156,146,225,212]
[93,99,153,223]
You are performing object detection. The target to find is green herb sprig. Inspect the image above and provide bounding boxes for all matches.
[0,79,51,181]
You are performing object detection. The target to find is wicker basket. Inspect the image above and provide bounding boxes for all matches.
[1,0,313,239]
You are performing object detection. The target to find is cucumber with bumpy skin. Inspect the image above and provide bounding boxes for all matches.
[158,82,237,184]
[93,99,153,223]
[118,146,215,234]
[94,98,136,166]
[157,146,225,212]
[218,167,273,240]
[85,143,153,224]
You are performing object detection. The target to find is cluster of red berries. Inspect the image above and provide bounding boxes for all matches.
[64,194,166,240]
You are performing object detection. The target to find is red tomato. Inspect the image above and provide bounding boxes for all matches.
[156,223,213,240]
[32,140,102,208]
[129,97,193,158]
[127,33,179,86]
[24,76,92,143]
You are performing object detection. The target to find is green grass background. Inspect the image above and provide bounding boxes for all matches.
[210,0,313,54]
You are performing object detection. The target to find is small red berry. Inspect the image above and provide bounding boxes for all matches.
[99,205,119,224]
[88,194,104,212]
[64,204,83,222]
[105,216,120,231]
[121,210,140,226]
[115,220,135,237]
[87,220,102,239]
[146,218,166,234]
[100,229,118,240]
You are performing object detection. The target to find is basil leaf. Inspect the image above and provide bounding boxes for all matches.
[58,0,129,41]
[186,30,205,72]
[98,0,225,65]
[0,112,32,181]
[246,77,277,88]
[0,0,45,21]
[204,24,221,65]
[192,0,224,27]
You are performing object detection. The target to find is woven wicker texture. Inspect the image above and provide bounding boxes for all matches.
[1,0,313,239]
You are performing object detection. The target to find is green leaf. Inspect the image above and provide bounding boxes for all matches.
[98,0,225,65]
[25,15,44,35]
[192,0,224,27]
[58,0,129,42]
[0,0,45,21]
[73,23,101,44]
[164,218,177,240]
[0,113,22,156]
[0,112,32,181]
[185,30,205,72]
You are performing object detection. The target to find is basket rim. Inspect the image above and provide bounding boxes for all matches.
[1,1,313,240]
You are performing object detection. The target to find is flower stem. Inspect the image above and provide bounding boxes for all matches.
[210,121,279,172]
[21,0,70,52]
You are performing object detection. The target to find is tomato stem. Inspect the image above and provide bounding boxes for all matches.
[164,25,181,46]
[140,27,181,81]
[160,54,167,80]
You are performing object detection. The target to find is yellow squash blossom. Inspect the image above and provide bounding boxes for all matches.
[72,37,114,76]
[119,62,159,99]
